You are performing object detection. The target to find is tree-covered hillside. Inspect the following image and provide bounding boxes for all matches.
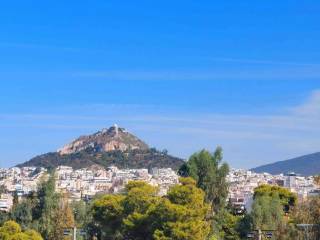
[17,148,185,171]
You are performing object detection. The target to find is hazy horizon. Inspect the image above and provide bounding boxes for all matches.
[1,81,320,169]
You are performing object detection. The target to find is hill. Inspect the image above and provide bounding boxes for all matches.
[251,152,320,176]
[57,124,149,154]
[17,125,184,170]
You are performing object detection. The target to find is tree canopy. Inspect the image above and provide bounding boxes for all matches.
[92,178,210,240]
[9,173,75,240]
[254,185,297,212]
[0,220,43,240]
[178,147,229,211]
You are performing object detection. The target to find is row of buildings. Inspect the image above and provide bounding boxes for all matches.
[227,169,320,214]
[0,165,179,211]
[1,166,319,214]
[0,166,46,212]
[55,165,179,199]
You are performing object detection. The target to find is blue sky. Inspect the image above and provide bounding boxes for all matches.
[1,1,320,168]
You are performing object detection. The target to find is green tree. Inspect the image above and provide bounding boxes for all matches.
[24,230,43,240]
[148,177,210,240]
[12,192,19,209]
[36,173,60,239]
[92,194,125,239]
[291,196,320,239]
[212,209,241,240]
[251,194,285,239]
[236,214,252,239]
[20,176,76,240]
[49,195,75,240]
[121,181,160,240]
[1,220,21,235]
[11,200,33,230]
[0,212,8,226]
[254,185,297,212]
[178,147,229,211]
[0,220,42,240]
[71,200,88,228]
[91,178,210,240]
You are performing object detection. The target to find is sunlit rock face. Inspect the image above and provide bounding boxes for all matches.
[58,124,149,155]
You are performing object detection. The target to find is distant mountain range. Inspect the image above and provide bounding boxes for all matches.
[18,125,184,171]
[251,152,320,176]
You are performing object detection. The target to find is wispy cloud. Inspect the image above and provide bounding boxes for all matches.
[2,42,319,68]
[1,90,320,168]
[209,57,320,67]
[291,90,320,116]
[71,67,320,81]
[0,42,96,53]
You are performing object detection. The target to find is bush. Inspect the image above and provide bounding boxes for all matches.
[0,221,43,240]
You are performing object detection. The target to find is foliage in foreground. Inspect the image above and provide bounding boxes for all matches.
[91,178,210,240]
[0,220,42,240]
[254,184,297,212]
[179,147,229,211]
[291,196,320,239]
[9,174,75,240]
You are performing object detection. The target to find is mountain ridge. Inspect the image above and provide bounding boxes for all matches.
[251,152,320,176]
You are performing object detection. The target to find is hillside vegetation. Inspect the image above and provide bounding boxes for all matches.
[18,148,184,171]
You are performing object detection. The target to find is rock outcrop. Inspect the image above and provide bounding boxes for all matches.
[18,125,185,170]
[58,124,149,155]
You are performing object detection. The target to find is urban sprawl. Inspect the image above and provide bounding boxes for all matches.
[0,166,319,214]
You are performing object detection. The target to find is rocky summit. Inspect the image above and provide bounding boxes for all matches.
[18,125,185,170]
[58,124,149,155]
